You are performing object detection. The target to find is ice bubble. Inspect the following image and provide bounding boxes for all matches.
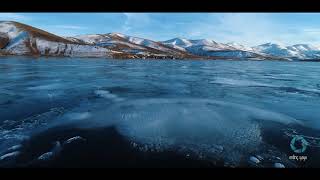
[38,152,54,161]
[63,136,86,145]
[7,145,22,152]
[274,162,285,168]
[0,151,20,161]
[37,141,61,161]
[249,156,260,164]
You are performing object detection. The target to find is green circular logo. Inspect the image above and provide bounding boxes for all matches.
[290,135,308,154]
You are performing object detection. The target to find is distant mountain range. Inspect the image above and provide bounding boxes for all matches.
[0,21,319,61]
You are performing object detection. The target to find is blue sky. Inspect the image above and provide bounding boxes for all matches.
[1,13,320,46]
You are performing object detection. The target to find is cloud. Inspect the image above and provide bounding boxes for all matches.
[302,28,320,35]
[122,13,151,32]
[179,13,320,46]
[0,13,31,21]
[187,13,278,46]
[187,13,320,46]
[1,13,319,46]
[51,25,87,30]
[34,24,89,37]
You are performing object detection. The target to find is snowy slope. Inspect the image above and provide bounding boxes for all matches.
[112,33,188,55]
[73,33,193,58]
[0,21,112,57]
[252,43,320,59]
[74,33,146,50]
[226,42,254,52]
[0,21,31,55]
[287,44,320,59]
[161,38,266,59]
[163,38,235,51]
[162,38,192,49]
[253,43,296,57]
[35,39,112,57]
[162,37,320,60]
[0,33,9,49]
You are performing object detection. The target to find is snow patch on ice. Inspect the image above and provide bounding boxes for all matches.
[94,90,124,101]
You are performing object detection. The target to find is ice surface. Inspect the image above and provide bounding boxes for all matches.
[0,107,65,154]
[209,77,276,87]
[71,98,300,164]
[27,83,63,90]
[7,145,22,152]
[66,112,91,120]
[0,58,319,167]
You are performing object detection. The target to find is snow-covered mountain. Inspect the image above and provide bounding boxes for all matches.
[161,38,192,51]
[252,43,320,60]
[163,38,235,51]
[163,37,320,60]
[0,21,113,57]
[72,33,194,59]
[0,21,192,59]
[162,38,269,59]
[1,21,320,61]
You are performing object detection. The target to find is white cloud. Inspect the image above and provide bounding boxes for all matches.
[180,13,320,47]
[122,13,151,32]
[34,25,88,37]
[0,13,31,21]
[1,13,318,47]
[51,25,87,30]
[188,13,278,46]
[303,28,320,32]
[29,23,90,37]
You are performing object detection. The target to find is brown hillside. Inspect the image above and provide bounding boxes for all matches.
[0,32,9,49]
[11,21,87,45]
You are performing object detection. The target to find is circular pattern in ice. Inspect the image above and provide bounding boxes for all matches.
[100,98,300,164]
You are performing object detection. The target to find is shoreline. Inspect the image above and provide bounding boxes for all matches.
[0,54,295,62]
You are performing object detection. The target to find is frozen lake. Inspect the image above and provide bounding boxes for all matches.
[0,57,319,167]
